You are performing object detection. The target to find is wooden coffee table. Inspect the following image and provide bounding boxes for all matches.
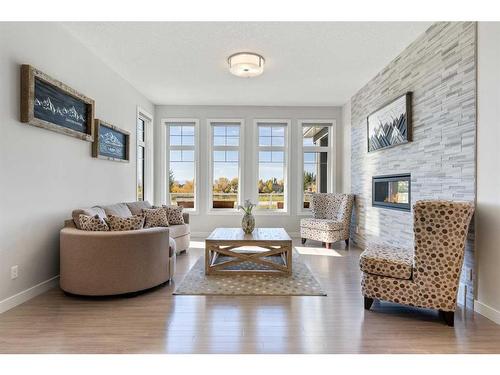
[205,228,293,276]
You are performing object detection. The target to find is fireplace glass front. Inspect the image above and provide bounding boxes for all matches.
[372,174,411,211]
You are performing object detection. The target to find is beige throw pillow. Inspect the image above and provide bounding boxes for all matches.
[162,205,185,225]
[79,214,110,231]
[105,214,145,231]
[142,207,169,228]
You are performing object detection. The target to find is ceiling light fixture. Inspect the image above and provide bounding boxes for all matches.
[227,52,265,78]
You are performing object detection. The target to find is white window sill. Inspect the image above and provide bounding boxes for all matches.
[296,211,313,216]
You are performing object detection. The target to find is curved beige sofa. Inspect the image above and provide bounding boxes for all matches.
[60,201,188,296]
[60,226,175,296]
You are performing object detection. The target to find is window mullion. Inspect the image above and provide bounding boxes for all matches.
[213,146,240,152]
[170,145,193,151]
[259,146,284,152]
[303,146,329,153]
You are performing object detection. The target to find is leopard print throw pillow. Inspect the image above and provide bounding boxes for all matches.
[162,205,185,225]
[79,214,110,231]
[105,214,145,231]
[142,207,169,228]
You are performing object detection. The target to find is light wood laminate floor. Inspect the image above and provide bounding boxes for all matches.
[1,238,499,354]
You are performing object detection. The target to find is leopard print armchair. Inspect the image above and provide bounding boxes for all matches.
[300,193,354,249]
[359,200,475,326]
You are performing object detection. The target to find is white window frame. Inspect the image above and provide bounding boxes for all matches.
[207,119,245,215]
[136,107,154,202]
[297,119,337,215]
[162,118,200,214]
[253,119,291,216]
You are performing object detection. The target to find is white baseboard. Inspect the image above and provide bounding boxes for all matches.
[0,276,59,314]
[474,299,500,325]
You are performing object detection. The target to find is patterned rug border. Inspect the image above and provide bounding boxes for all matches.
[173,253,327,297]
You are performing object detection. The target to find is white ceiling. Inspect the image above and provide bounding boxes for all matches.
[62,22,432,106]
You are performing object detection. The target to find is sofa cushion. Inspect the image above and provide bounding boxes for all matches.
[162,205,185,225]
[105,214,145,231]
[143,207,169,228]
[79,214,110,231]
[300,218,343,231]
[72,206,107,229]
[360,243,414,280]
[168,224,190,239]
[101,203,132,218]
[126,201,152,215]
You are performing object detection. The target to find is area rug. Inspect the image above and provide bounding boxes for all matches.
[173,253,326,296]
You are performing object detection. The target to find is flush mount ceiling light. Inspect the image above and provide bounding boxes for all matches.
[227,52,265,78]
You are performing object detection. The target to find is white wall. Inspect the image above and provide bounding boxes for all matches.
[475,22,500,324]
[154,105,343,234]
[341,101,351,193]
[0,23,154,308]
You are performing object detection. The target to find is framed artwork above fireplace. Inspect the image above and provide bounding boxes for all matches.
[367,92,412,152]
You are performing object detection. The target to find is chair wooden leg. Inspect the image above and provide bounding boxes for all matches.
[364,296,374,310]
[301,238,306,244]
[439,310,455,327]
[325,242,331,249]
[345,238,349,247]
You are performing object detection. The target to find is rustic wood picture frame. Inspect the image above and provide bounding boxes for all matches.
[92,119,130,163]
[20,64,95,142]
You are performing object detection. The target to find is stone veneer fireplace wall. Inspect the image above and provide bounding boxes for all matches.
[350,22,476,305]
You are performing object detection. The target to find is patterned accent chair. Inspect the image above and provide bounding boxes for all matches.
[359,200,475,326]
[300,193,354,248]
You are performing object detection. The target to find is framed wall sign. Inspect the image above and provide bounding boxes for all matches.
[92,119,130,162]
[367,92,412,152]
[20,64,95,142]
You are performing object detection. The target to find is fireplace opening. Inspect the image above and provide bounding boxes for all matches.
[372,174,411,211]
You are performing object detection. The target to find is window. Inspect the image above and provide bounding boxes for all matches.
[136,117,146,201]
[255,120,289,212]
[137,108,153,202]
[300,121,335,211]
[208,120,243,211]
[166,120,198,211]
